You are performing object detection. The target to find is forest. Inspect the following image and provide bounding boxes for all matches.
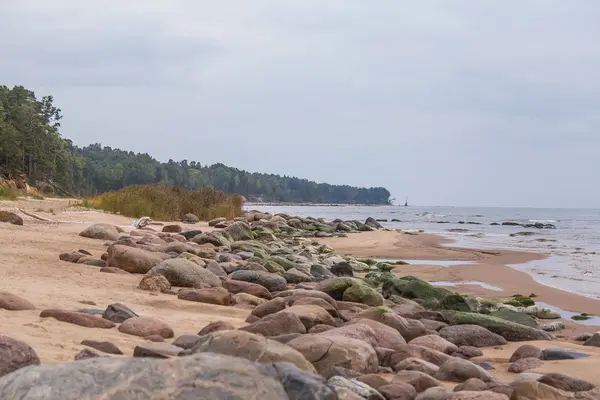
[0,85,392,204]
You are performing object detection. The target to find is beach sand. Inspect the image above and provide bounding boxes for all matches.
[2,198,600,386]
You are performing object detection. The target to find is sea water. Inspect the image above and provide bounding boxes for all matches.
[246,205,600,300]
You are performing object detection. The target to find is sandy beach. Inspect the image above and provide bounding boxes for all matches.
[2,198,600,389]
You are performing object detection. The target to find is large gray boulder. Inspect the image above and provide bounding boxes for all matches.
[106,245,169,274]
[0,353,338,399]
[149,258,221,287]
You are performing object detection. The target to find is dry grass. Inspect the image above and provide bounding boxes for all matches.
[84,183,244,221]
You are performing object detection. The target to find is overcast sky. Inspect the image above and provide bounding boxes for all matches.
[2,1,599,208]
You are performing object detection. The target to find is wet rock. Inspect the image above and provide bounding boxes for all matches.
[509,344,542,362]
[229,270,287,292]
[106,244,169,274]
[392,370,443,393]
[190,330,316,373]
[118,316,174,339]
[0,211,23,225]
[541,348,590,360]
[439,325,507,347]
[537,373,595,392]
[223,279,273,299]
[409,335,458,355]
[0,335,40,378]
[150,258,221,288]
[133,343,184,358]
[198,320,236,336]
[328,376,385,400]
[508,357,542,373]
[102,303,138,323]
[40,309,116,329]
[80,340,123,355]
[79,223,121,240]
[177,287,234,306]
[435,358,494,383]
[0,291,35,311]
[287,333,378,377]
[137,274,171,292]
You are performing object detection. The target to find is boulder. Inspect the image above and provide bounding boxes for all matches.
[118,316,174,339]
[324,322,407,351]
[275,289,338,308]
[453,378,487,392]
[509,344,542,362]
[223,221,255,241]
[409,335,458,355]
[521,305,560,319]
[162,224,182,233]
[182,213,199,224]
[389,344,451,368]
[282,268,313,284]
[172,335,202,350]
[328,376,385,400]
[511,380,600,400]
[435,358,494,383]
[40,309,115,329]
[441,311,553,341]
[392,370,443,393]
[281,305,336,331]
[293,297,339,318]
[234,293,266,306]
[356,374,390,391]
[102,303,138,323]
[74,348,102,360]
[223,279,273,299]
[489,309,538,328]
[453,346,483,359]
[251,298,288,318]
[583,333,600,347]
[190,330,316,373]
[394,357,439,376]
[0,335,40,378]
[177,287,234,306]
[331,262,354,277]
[541,348,590,360]
[198,320,236,336]
[356,308,427,341]
[316,277,366,300]
[240,311,307,337]
[287,334,379,378]
[79,223,120,240]
[137,274,171,292]
[343,285,384,306]
[537,373,595,392]
[80,340,123,355]
[191,232,232,247]
[209,217,227,227]
[229,270,287,292]
[0,211,23,225]
[0,292,35,311]
[378,382,418,400]
[106,245,169,274]
[0,353,337,399]
[149,258,221,288]
[133,343,184,358]
[439,325,507,347]
[508,358,543,373]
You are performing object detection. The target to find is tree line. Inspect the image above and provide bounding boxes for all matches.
[0,85,392,204]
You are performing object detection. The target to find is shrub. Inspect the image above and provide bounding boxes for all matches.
[0,186,22,200]
[85,183,244,221]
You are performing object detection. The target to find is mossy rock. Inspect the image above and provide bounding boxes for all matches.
[315,277,364,300]
[383,277,453,302]
[269,256,297,271]
[364,271,396,287]
[572,314,591,321]
[358,258,377,266]
[375,263,394,272]
[441,310,553,341]
[230,241,271,259]
[440,293,474,312]
[263,261,286,274]
[342,284,384,306]
[223,221,256,241]
[490,309,539,328]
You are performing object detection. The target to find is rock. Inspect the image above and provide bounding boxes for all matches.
[439,325,507,347]
[409,335,458,355]
[391,297,427,318]
[316,277,365,300]
[415,387,451,399]
[268,333,303,344]
[0,335,40,378]
[356,308,427,341]
[206,261,228,277]
[74,348,102,360]
[449,392,508,399]
[541,348,590,360]
[180,229,203,240]
[177,287,234,306]
[489,309,538,328]
[276,289,339,307]
[224,221,255,241]
[40,309,115,329]
[575,332,594,342]
[508,358,542,373]
[102,303,138,323]
[328,376,385,400]
[60,251,85,263]
[356,374,390,391]
[80,340,123,355]
[234,293,266,306]
[325,322,407,351]
[223,279,273,299]
[472,362,494,371]
[79,223,120,240]
[539,321,565,332]
[0,291,35,311]
[162,224,182,233]
[454,378,487,392]
[209,217,227,226]
[281,304,336,331]
[150,258,221,288]
[537,373,595,392]
[99,266,130,274]
[435,358,493,383]
[421,319,449,332]
[106,245,169,273]
[190,330,316,373]
[287,334,379,378]
[331,262,354,277]
[390,344,451,368]
[0,353,337,399]
[453,346,483,359]
[378,383,418,400]
[343,285,384,306]
[521,305,560,319]
[198,320,236,336]
[182,213,199,224]
[282,268,313,284]
[0,211,23,225]
[229,270,287,292]
[144,335,164,342]
[440,311,553,342]
[118,316,174,339]
[293,297,339,318]
[137,274,171,292]
[133,343,184,358]
[382,277,453,304]
[583,332,600,347]
[394,357,439,376]
[510,380,600,400]
[509,344,542,362]
[191,232,232,247]
[172,334,202,350]
[241,310,307,337]
[392,370,443,393]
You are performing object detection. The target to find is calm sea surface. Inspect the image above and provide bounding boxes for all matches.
[245,205,600,300]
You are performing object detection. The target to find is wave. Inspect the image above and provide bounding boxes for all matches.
[529,219,557,223]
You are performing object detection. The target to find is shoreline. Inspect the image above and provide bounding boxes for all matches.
[318,230,600,332]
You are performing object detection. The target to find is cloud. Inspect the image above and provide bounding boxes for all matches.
[1,0,599,207]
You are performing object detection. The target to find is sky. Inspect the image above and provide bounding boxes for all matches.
[1,0,599,208]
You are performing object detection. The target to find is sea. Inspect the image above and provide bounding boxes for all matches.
[245,205,600,301]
